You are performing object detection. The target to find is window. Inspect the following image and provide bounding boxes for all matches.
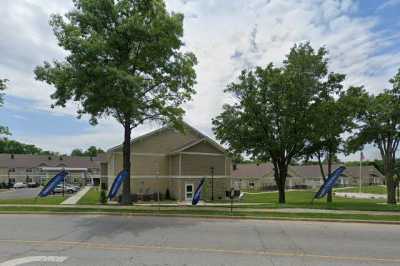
[26,168,32,173]
[9,168,15,173]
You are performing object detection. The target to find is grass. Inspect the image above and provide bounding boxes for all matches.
[335,185,387,194]
[0,205,399,222]
[0,196,65,205]
[241,190,400,212]
[77,187,101,205]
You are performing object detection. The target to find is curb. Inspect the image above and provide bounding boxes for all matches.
[0,210,399,225]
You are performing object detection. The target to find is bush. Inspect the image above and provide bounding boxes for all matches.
[165,188,171,200]
[99,189,107,205]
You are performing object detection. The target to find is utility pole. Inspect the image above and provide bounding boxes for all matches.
[210,166,214,201]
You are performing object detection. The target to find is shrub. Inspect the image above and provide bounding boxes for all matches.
[99,189,107,205]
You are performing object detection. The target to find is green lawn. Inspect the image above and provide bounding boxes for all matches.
[77,187,101,205]
[242,190,400,212]
[335,185,387,194]
[0,196,65,205]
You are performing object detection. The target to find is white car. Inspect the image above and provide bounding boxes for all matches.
[13,182,27,189]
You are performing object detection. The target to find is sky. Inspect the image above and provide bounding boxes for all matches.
[0,0,399,160]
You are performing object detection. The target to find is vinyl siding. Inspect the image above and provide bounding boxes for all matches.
[181,154,226,176]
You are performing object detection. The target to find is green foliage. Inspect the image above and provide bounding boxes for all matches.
[34,0,197,204]
[213,43,341,203]
[0,138,57,155]
[347,69,400,204]
[304,83,366,202]
[34,0,197,128]
[99,189,107,205]
[71,146,104,157]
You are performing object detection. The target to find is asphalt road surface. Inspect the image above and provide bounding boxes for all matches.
[0,214,399,266]
[0,188,42,200]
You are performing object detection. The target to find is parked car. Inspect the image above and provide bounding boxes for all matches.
[65,185,79,193]
[53,184,80,194]
[13,182,27,189]
[27,182,40,188]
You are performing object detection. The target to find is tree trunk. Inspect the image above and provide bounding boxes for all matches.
[383,152,397,205]
[386,176,396,204]
[326,152,333,203]
[120,121,132,205]
[273,160,287,204]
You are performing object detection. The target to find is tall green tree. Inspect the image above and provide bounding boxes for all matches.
[34,0,197,204]
[71,146,104,157]
[213,43,334,204]
[306,85,367,202]
[0,79,10,136]
[348,70,400,204]
[70,148,84,157]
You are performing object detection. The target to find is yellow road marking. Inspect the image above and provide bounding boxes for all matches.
[0,239,399,263]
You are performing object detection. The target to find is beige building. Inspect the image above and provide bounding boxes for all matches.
[107,122,231,202]
[0,154,107,185]
[232,163,385,191]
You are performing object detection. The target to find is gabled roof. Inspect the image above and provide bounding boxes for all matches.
[232,163,385,179]
[0,154,106,169]
[108,121,226,154]
[232,163,275,178]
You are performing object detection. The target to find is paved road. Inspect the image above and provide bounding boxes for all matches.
[0,215,399,265]
[0,188,41,200]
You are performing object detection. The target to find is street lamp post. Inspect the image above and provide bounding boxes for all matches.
[210,166,214,201]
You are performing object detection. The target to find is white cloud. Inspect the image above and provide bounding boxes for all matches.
[377,0,400,11]
[1,0,400,160]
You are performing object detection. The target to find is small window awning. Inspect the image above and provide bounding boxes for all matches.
[39,167,88,171]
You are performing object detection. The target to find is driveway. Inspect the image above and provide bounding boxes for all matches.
[0,215,399,265]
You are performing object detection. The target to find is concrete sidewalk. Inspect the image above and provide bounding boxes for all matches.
[60,186,91,205]
[1,203,400,216]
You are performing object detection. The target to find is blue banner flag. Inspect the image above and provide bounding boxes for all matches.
[108,170,129,200]
[192,178,206,205]
[38,170,67,197]
[314,166,346,199]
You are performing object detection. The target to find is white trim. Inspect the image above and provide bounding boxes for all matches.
[178,152,225,156]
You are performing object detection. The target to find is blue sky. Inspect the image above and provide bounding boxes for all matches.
[0,0,399,160]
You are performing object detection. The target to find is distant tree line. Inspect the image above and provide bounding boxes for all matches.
[70,146,105,157]
[0,138,58,155]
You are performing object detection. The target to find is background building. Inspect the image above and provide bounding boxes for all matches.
[231,163,385,192]
[0,154,107,186]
